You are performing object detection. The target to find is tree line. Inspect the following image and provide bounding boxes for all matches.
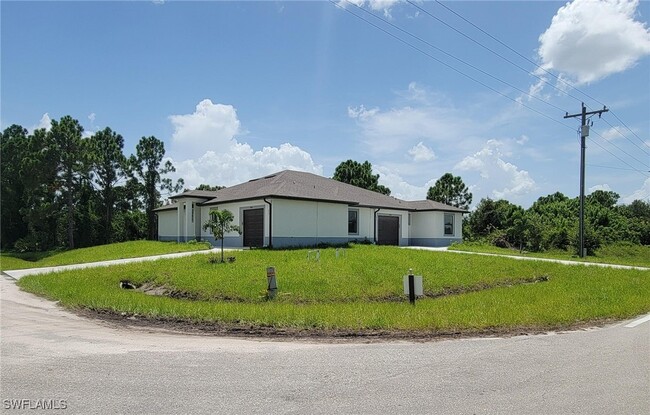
[1,117,183,251]
[332,159,649,253]
[464,191,650,254]
[3,132,647,255]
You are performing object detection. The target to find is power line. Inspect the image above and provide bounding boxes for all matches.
[332,1,573,132]
[335,1,649,177]
[597,118,650,157]
[419,1,650,155]
[590,128,650,170]
[587,164,650,173]
[424,1,607,109]
[406,0,587,106]
[346,1,568,114]
[609,111,650,150]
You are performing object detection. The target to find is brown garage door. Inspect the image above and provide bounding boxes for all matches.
[243,208,264,248]
[377,215,399,245]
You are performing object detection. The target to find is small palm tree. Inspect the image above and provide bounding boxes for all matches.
[203,209,240,263]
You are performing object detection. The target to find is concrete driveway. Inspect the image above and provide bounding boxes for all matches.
[1,274,648,414]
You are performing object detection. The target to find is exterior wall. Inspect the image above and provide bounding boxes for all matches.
[157,196,465,248]
[200,199,269,247]
[157,209,179,241]
[409,211,463,247]
[272,199,349,247]
[172,197,209,242]
[352,207,375,243]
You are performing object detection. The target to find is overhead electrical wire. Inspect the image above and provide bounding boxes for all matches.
[334,1,649,176]
[408,0,650,167]
[332,0,574,133]
[428,0,650,152]
[347,0,568,114]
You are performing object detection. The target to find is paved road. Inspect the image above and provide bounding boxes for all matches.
[1,275,648,414]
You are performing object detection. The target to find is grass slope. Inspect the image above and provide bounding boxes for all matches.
[17,245,650,334]
[449,242,650,268]
[0,240,210,271]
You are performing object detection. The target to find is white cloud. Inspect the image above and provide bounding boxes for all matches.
[599,126,626,141]
[166,99,322,189]
[348,103,472,155]
[373,165,434,201]
[621,177,650,204]
[589,184,613,193]
[348,105,379,121]
[169,99,241,159]
[408,141,436,162]
[516,135,529,145]
[538,0,650,85]
[30,113,51,132]
[88,113,96,123]
[336,0,402,19]
[455,139,536,199]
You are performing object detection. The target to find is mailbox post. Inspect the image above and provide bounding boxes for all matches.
[267,266,277,299]
[403,268,423,306]
[408,269,415,305]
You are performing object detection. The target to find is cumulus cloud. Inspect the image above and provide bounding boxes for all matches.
[373,165,435,201]
[599,126,626,141]
[455,139,536,199]
[589,184,613,193]
[408,141,436,162]
[167,99,322,189]
[169,99,241,159]
[537,0,650,85]
[30,113,51,133]
[348,103,472,155]
[621,177,650,204]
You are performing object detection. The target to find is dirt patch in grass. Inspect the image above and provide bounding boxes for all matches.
[126,275,551,304]
[75,306,610,344]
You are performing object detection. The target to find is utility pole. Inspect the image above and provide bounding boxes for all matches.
[564,103,608,258]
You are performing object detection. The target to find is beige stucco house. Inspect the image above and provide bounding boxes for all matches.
[155,170,466,248]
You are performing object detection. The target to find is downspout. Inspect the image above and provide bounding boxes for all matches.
[263,198,273,249]
[373,208,380,244]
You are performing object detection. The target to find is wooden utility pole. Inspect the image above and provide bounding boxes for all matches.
[564,103,608,258]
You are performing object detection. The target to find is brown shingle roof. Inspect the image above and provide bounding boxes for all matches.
[199,170,466,212]
[169,189,221,199]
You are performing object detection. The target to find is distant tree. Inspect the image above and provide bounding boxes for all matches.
[0,125,29,248]
[17,128,59,251]
[49,116,91,249]
[130,136,184,240]
[332,160,391,195]
[427,173,472,210]
[195,184,224,191]
[620,200,650,245]
[587,190,620,209]
[203,209,240,263]
[89,127,128,244]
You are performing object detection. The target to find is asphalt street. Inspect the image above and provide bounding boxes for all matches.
[1,274,648,414]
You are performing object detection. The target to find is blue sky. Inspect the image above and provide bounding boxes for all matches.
[2,0,649,208]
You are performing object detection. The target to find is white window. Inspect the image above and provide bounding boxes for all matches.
[348,209,359,234]
[444,213,454,236]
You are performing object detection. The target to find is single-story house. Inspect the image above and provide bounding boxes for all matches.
[155,170,467,248]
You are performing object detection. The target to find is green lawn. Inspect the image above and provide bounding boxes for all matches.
[449,242,650,268]
[1,240,211,271]
[17,245,650,335]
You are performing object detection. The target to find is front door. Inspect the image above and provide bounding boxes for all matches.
[243,208,264,248]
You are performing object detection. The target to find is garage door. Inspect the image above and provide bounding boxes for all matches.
[243,208,264,248]
[377,215,399,246]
